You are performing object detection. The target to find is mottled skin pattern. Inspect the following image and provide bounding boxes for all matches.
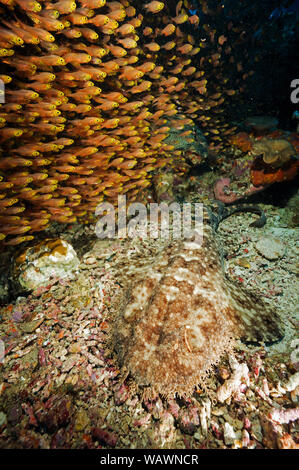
[112,212,284,397]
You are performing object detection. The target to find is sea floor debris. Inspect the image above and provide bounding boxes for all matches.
[0,187,298,449]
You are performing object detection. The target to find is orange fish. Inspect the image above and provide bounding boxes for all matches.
[138,62,156,75]
[85,45,107,58]
[56,154,79,164]
[218,34,227,45]
[178,43,193,54]
[0,27,23,46]
[3,58,36,74]
[143,27,153,36]
[89,14,110,26]
[145,42,160,52]
[0,127,23,139]
[74,104,92,113]
[125,5,136,16]
[162,41,176,50]
[80,28,99,41]
[30,54,66,66]
[107,9,126,21]
[189,15,199,26]
[173,13,188,24]
[117,37,137,49]
[106,1,124,9]
[81,0,106,7]
[60,28,82,38]
[66,12,89,24]
[161,24,176,36]
[100,91,126,103]
[63,52,91,64]
[0,182,13,191]
[15,0,41,12]
[95,99,119,111]
[0,73,13,84]
[32,16,65,31]
[127,18,142,28]
[106,44,127,57]
[119,66,144,80]
[100,118,120,129]
[48,0,76,14]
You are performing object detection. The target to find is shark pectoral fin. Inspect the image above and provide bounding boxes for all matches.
[228,284,284,344]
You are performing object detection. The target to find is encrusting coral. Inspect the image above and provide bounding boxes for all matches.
[111,210,284,397]
[0,0,249,246]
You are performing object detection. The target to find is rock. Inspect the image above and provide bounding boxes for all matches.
[92,428,118,447]
[7,403,22,425]
[255,236,286,261]
[13,238,79,291]
[35,394,72,432]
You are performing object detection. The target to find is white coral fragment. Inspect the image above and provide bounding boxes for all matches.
[217,360,250,403]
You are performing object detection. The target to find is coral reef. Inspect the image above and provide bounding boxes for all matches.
[0,189,298,448]
[250,158,299,187]
[228,132,253,153]
[12,238,79,291]
[213,132,299,204]
[213,177,264,204]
